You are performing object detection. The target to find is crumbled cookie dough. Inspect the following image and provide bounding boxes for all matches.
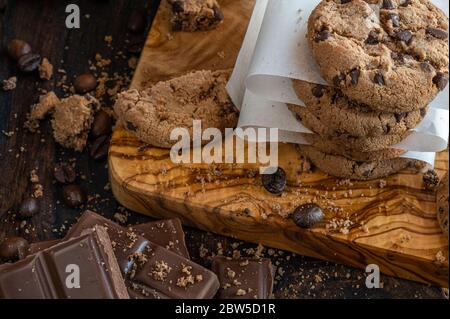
[39,57,53,80]
[2,76,17,91]
[25,91,61,132]
[51,94,99,151]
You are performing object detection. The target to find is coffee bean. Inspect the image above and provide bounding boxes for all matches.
[395,30,412,43]
[74,73,97,94]
[17,53,41,72]
[54,162,76,184]
[315,30,330,43]
[261,167,287,195]
[349,68,360,85]
[127,10,147,33]
[433,72,449,91]
[19,197,39,218]
[0,237,29,260]
[63,184,86,208]
[292,204,324,229]
[90,135,110,160]
[365,30,381,45]
[389,13,400,27]
[373,71,385,85]
[91,110,112,137]
[333,73,345,87]
[426,28,448,40]
[7,39,31,61]
[382,0,395,9]
[420,62,433,73]
[311,85,325,98]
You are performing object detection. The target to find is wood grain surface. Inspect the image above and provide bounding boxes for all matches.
[109,0,449,287]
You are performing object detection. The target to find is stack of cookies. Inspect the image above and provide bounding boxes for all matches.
[290,0,448,180]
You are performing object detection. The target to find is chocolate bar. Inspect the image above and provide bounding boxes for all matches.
[0,226,129,299]
[27,218,189,259]
[66,211,219,299]
[211,257,274,299]
[132,219,189,258]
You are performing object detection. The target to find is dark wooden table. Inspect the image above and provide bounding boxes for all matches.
[0,0,445,299]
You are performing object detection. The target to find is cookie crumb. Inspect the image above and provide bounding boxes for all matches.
[423,169,440,190]
[39,58,54,80]
[2,76,17,91]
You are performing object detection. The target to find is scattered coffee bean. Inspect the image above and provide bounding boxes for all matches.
[127,10,147,33]
[365,31,380,45]
[261,167,287,195]
[91,110,112,137]
[426,28,448,40]
[90,135,110,160]
[293,204,324,229]
[74,73,97,94]
[315,30,330,42]
[63,184,86,208]
[349,68,360,85]
[19,197,39,218]
[54,162,76,184]
[17,53,41,72]
[311,85,325,98]
[373,71,385,85]
[389,13,400,27]
[382,0,395,9]
[0,237,29,260]
[7,39,31,61]
[433,72,449,91]
[395,30,412,43]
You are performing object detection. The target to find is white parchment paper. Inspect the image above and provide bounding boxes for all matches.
[227,0,449,166]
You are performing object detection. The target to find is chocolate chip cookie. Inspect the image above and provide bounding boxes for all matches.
[289,80,427,138]
[302,134,406,161]
[168,0,224,32]
[436,172,449,237]
[308,0,449,112]
[298,145,415,180]
[114,70,239,149]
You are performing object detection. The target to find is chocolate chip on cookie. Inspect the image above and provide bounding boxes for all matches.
[373,71,385,85]
[433,72,449,91]
[349,69,360,85]
[315,30,331,42]
[382,0,395,10]
[426,28,449,40]
[395,30,413,44]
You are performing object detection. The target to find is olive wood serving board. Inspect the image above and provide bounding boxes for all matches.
[109,0,449,287]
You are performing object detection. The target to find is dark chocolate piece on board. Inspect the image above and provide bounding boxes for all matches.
[0,226,129,299]
[211,256,274,299]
